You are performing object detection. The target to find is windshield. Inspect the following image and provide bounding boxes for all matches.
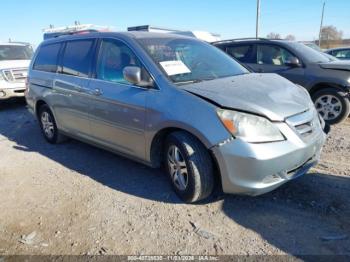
[290,42,331,63]
[137,37,249,84]
[0,45,33,61]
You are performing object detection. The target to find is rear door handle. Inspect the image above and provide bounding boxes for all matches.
[54,80,83,92]
[73,86,83,92]
[91,88,103,96]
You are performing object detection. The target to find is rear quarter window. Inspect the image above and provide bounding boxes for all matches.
[61,40,95,77]
[33,43,61,73]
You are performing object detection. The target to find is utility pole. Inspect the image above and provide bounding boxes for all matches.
[256,0,261,38]
[318,1,325,48]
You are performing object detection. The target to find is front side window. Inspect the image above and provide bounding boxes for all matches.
[137,37,248,85]
[61,40,95,77]
[0,45,33,61]
[289,42,331,63]
[33,43,61,72]
[96,39,151,85]
[227,45,255,63]
[257,45,297,66]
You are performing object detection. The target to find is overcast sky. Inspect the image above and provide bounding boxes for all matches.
[1,0,349,45]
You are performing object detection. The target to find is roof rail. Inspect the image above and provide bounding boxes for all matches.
[213,37,278,45]
[42,24,113,40]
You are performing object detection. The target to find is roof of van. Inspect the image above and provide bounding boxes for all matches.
[42,31,195,44]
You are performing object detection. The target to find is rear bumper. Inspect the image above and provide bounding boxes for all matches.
[212,124,326,196]
[0,81,26,100]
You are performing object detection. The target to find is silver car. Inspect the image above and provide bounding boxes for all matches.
[25,32,328,203]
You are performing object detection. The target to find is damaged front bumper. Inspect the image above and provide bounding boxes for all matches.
[212,121,327,196]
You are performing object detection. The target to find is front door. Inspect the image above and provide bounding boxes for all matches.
[88,38,150,160]
[252,44,306,86]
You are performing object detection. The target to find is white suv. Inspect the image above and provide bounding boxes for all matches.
[0,42,33,100]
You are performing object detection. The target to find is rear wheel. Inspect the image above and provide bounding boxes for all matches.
[312,88,350,125]
[164,131,214,203]
[38,104,66,144]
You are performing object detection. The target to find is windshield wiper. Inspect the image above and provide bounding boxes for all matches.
[175,77,220,85]
[175,79,208,85]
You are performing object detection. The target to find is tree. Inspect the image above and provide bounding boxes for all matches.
[320,25,343,48]
[285,34,296,41]
[321,25,343,41]
[266,32,281,39]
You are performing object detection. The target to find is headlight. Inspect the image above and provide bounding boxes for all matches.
[0,71,4,81]
[217,109,285,143]
[3,71,13,81]
[347,78,350,84]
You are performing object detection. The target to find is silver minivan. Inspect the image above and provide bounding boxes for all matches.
[26,32,328,203]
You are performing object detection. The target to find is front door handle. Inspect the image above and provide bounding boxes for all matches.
[91,88,103,96]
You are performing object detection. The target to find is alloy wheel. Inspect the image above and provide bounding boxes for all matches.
[167,145,189,191]
[41,112,55,139]
[314,94,342,121]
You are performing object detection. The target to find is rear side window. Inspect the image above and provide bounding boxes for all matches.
[226,45,256,63]
[61,40,95,77]
[33,43,61,72]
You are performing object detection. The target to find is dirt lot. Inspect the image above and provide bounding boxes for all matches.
[0,99,349,256]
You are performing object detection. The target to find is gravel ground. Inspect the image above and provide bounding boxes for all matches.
[0,99,349,256]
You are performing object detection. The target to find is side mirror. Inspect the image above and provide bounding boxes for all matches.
[285,57,301,68]
[123,66,154,88]
[123,66,141,85]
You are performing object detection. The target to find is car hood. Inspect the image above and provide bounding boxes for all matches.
[319,60,350,71]
[181,73,311,121]
[0,60,30,70]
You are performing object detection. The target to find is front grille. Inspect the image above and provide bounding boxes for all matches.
[1,68,28,82]
[286,109,319,138]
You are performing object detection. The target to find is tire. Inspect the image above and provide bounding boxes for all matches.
[164,131,214,203]
[38,104,66,144]
[312,88,350,125]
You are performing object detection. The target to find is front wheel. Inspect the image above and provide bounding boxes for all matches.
[312,88,350,125]
[164,131,214,203]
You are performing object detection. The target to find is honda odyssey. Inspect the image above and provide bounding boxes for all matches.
[26,32,327,203]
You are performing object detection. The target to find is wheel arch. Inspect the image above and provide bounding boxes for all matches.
[309,82,347,96]
[35,100,60,127]
[149,126,214,167]
[35,99,48,118]
[149,126,223,192]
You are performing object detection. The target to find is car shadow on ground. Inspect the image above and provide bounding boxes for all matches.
[221,172,350,255]
[1,103,350,255]
[0,101,182,203]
